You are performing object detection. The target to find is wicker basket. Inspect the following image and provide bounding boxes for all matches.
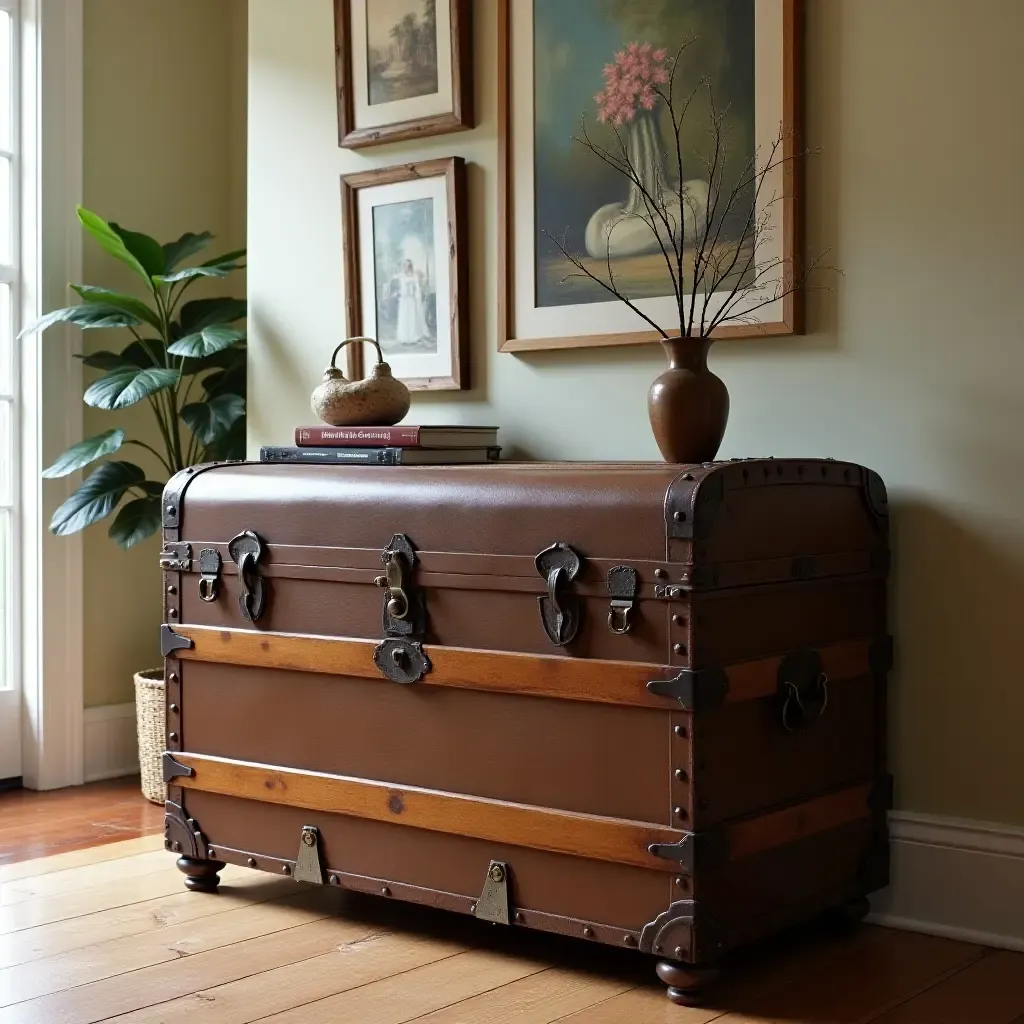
[135,669,167,805]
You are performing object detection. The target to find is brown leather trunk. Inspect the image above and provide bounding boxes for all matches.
[159,459,891,986]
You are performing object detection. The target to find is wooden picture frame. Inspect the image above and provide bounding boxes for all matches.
[335,0,474,149]
[341,157,469,391]
[498,0,804,353]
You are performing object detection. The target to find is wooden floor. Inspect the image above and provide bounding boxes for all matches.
[0,778,164,866]
[1,785,1023,1022]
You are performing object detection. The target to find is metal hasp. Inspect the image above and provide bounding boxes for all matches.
[474,860,511,925]
[161,625,194,657]
[198,548,222,602]
[535,543,583,646]
[373,638,432,684]
[293,825,325,885]
[163,753,195,783]
[377,535,424,637]
[606,565,638,634]
[227,530,267,622]
[647,667,729,711]
[777,649,828,732]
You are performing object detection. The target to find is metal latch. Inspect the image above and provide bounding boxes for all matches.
[228,530,267,622]
[473,860,511,925]
[376,535,423,637]
[535,543,583,646]
[606,565,638,634]
[197,548,222,602]
[293,825,324,885]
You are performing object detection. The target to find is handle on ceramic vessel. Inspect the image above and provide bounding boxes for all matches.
[330,336,384,372]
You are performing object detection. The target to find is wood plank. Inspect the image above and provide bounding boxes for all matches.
[175,752,680,871]
[176,625,668,709]
[0,875,302,970]
[408,968,634,1024]
[867,951,1024,1024]
[105,930,468,1024]
[257,948,549,1024]
[0,887,342,1006]
[1,850,171,904]
[174,627,875,711]
[0,837,163,883]
[0,917,389,1024]
[0,863,271,935]
[711,929,984,1024]
[726,782,874,861]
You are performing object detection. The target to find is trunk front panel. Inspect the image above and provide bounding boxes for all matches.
[180,662,673,824]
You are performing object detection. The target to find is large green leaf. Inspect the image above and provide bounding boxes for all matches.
[49,461,145,537]
[109,222,166,277]
[202,248,246,267]
[156,261,244,285]
[181,393,245,445]
[167,325,245,359]
[201,361,246,399]
[19,303,141,338]
[204,415,246,462]
[108,496,163,549]
[70,285,161,331]
[84,367,178,410]
[77,340,161,372]
[42,430,125,479]
[178,297,247,332]
[139,480,166,497]
[77,207,151,284]
[162,231,213,271]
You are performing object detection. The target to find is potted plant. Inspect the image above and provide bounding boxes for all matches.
[20,206,247,802]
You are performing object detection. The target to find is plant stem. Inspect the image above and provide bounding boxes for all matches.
[124,439,173,475]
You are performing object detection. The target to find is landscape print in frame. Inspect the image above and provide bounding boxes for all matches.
[498,0,802,352]
[341,158,469,391]
[336,0,474,148]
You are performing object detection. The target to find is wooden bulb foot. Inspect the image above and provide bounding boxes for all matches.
[655,961,721,1006]
[176,856,225,893]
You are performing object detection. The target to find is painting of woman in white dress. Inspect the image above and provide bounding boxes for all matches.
[372,197,438,355]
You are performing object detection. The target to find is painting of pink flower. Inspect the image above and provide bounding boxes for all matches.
[595,42,671,126]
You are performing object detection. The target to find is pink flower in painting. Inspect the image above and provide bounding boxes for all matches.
[595,42,671,126]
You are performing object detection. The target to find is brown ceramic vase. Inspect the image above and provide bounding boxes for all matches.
[647,336,729,463]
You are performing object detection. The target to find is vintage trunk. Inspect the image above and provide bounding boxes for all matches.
[159,458,892,1005]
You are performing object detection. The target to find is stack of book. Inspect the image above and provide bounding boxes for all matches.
[260,425,501,466]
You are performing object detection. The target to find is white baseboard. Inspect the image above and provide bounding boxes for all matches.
[869,811,1024,952]
[83,702,139,782]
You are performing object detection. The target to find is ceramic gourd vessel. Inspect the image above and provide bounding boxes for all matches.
[311,337,411,427]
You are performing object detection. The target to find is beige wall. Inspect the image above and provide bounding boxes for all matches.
[82,0,247,707]
[247,0,1024,825]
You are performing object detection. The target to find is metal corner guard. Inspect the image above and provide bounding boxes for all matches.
[161,624,194,657]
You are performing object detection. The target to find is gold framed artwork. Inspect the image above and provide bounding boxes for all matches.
[335,0,474,149]
[341,157,469,391]
[498,0,804,352]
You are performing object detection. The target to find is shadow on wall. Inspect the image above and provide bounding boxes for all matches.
[887,497,1024,823]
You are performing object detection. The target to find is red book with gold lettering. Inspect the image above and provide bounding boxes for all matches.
[294,425,498,449]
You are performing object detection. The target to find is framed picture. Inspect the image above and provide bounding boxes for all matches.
[341,157,468,391]
[498,0,803,352]
[335,0,473,149]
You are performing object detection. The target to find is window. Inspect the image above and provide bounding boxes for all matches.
[0,0,19,704]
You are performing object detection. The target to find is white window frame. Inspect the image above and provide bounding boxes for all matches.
[0,0,21,779]
[17,0,84,790]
